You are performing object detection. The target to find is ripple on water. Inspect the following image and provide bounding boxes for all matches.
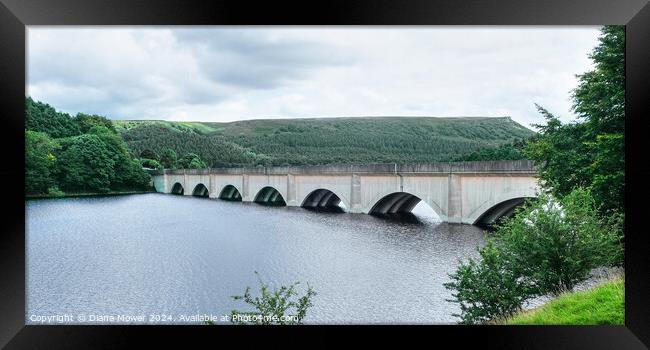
[26,193,486,324]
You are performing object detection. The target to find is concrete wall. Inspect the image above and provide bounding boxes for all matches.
[150,161,539,225]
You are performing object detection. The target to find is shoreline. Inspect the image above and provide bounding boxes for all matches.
[26,190,156,200]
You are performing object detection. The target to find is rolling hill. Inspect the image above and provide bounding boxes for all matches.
[114,116,536,167]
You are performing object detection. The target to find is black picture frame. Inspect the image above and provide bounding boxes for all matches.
[1,0,649,348]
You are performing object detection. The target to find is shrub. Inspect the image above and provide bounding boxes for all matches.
[47,186,65,197]
[445,188,624,324]
[223,272,316,325]
[444,241,531,324]
[140,158,162,170]
[498,188,623,296]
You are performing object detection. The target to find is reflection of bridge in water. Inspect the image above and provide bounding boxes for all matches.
[151,160,539,226]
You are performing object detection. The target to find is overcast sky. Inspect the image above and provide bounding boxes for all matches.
[27,26,602,128]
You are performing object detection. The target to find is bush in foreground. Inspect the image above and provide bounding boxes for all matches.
[444,241,532,324]
[445,188,623,324]
[206,272,316,325]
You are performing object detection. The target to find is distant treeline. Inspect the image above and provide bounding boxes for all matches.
[25,97,151,196]
[116,116,535,169]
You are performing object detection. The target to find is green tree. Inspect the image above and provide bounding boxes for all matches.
[25,98,151,195]
[444,241,531,324]
[74,113,116,134]
[56,134,116,193]
[159,148,178,169]
[141,158,162,170]
[88,125,150,190]
[178,153,206,169]
[25,97,80,138]
[140,149,159,160]
[25,130,59,195]
[121,159,152,189]
[573,25,624,135]
[188,157,206,169]
[526,25,624,214]
[525,106,592,197]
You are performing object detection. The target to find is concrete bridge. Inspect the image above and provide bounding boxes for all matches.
[150,160,539,225]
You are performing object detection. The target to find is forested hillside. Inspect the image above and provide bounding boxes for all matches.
[116,117,535,168]
[25,98,151,196]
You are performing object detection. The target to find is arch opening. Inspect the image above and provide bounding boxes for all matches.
[301,189,345,213]
[192,183,209,198]
[219,185,242,201]
[171,182,184,195]
[254,186,286,206]
[474,197,533,229]
[369,192,440,223]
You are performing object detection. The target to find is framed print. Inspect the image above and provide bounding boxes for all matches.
[1,0,649,348]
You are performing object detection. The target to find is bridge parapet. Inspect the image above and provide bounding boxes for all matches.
[151,160,537,176]
[150,160,539,225]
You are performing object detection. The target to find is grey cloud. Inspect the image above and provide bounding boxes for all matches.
[173,28,354,89]
[27,27,601,123]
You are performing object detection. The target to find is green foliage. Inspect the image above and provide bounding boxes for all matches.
[74,113,117,134]
[47,186,65,197]
[57,134,116,193]
[25,130,59,194]
[118,117,535,168]
[25,98,152,195]
[507,278,624,325]
[444,241,531,324]
[120,158,152,190]
[496,189,623,296]
[141,158,162,170]
[177,153,207,169]
[573,26,625,135]
[188,157,206,169]
[26,97,80,138]
[525,106,592,197]
[526,25,624,214]
[140,149,159,160]
[453,139,528,162]
[445,188,624,324]
[159,148,178,169]
[223,272,316,325]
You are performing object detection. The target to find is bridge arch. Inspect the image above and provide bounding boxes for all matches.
[254,186,286,206]
[192,183,209,198]
[369,191,423,215]
[466,190,538,226]
[473,197,533,227]
[219,184,242,201]
[365,190,445,219]
[170,182,184,195]
[300,188,347,212]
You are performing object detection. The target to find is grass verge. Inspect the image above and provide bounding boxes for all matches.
[506,277,624,325]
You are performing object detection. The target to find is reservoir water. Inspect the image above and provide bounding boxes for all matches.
[26,193,487,324]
